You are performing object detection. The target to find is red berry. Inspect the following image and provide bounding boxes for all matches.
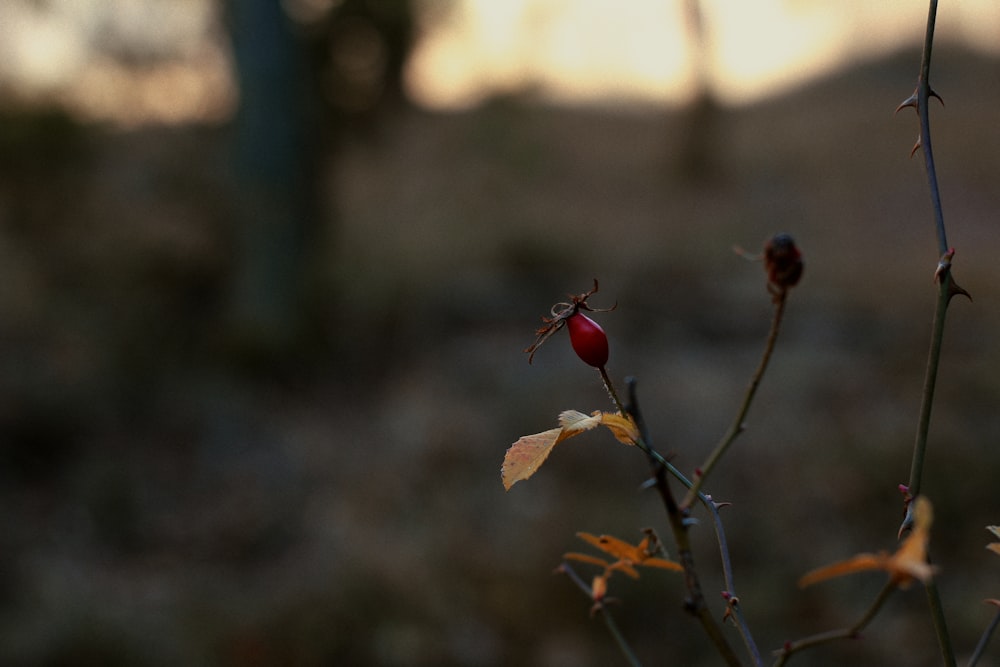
[566,312,609,368]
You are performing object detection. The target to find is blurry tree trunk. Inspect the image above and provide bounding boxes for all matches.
[225,0,321,355]
[675,0,722,183]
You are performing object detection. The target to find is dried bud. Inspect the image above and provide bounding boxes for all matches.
[764,233,804,291]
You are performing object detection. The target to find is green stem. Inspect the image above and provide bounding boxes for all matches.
[907,280,949,497]
[916,0,948,255]
[901,3,957,663]
[681,291,787,509]
[925,573,956,667]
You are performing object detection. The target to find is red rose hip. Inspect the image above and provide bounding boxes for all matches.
[566,312,609,368]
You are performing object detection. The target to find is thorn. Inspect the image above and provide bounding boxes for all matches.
[713,500,733,511]
[898,504,915,540]
[948,280,972,302]
[909,136,921,158]
[638,477,658,492]
[934,248,972,302]
[895,92,918,115]
[929,87,944,107]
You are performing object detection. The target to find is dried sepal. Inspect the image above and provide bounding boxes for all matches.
[524,279,616,363]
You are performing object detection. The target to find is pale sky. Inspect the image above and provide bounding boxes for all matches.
[1,0,998,124]
[406,0,1000,108]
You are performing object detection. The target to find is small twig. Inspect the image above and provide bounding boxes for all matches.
[773,582,896,666]
[598,605,644,667]
[681,290,788,510]
[966,604,1000,667]
[557,562,643,667]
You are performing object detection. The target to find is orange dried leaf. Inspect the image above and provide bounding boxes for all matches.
[575,531,680,574]
[798,553,890,588]
[891,496,936,586]
[577,533,636,560]
[607,560,641,579]
[641,557,685,573]
[798,497,937,589]
[600,412,639,445]
[564,553,612,569]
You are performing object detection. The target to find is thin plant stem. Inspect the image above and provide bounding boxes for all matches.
[900,2,958,663]
[916,0,948,255]
[925,571,957,667]
[626,380,745,667]
[599,365,627,415]
[966,605,1000,667]
[626,378,762,665]
[908,283,948,498]
[598,606,644,667]
[667,454,762,664]
[557,562,643,667]
[681,291,788,510]
[772,581,896,666]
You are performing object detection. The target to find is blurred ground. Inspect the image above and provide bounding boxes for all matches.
[2,46,1000,666]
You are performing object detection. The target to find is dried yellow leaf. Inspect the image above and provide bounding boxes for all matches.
[501,427,566,491]
[600,412,639,445]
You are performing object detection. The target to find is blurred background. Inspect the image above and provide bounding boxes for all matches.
[1,1,1000,665]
